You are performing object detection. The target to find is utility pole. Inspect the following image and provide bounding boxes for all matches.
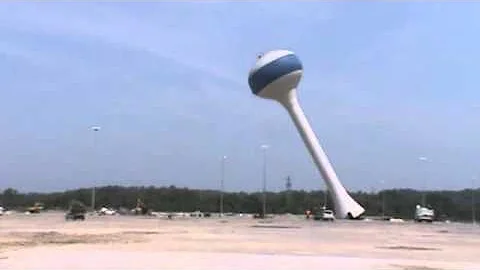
[286,176,292,190]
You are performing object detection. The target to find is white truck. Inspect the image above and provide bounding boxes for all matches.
[414,204,434,223]
[313,206,335,221]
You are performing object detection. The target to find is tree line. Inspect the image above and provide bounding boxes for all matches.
[0,185,478,221]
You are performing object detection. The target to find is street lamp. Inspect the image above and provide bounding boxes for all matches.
[261,144,269,218]
[418,156,429,206]
[220,155,227,217]
[90,125,101,211]
[380,179,386,219]
[472,177,476,225]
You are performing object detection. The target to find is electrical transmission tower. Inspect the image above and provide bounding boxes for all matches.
[285,176,292,213]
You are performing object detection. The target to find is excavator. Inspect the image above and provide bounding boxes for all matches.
[65,200,87,221]
[26,202,45,214]
[132,198,149,215]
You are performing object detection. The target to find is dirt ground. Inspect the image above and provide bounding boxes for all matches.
[0,212,479,269]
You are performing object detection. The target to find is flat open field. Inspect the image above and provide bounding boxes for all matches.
[0,212,479,270]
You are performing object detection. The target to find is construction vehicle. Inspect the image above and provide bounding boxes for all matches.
[132,198,149,215]
[65,200,87,221]
[414,204,434,223]
[311,188,335,221]
[313,206,335,221]
[305,209,312,219]
[27,202,45,214]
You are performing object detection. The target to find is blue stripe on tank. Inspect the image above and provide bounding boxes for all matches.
[248,54,303,95]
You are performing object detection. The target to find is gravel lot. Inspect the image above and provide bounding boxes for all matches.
[0,212,479,269]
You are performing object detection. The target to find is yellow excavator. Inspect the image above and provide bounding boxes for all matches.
[27,202,45,214]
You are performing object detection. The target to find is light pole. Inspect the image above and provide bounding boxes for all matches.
[220,155,227,217]
[261,144,269,218]
[324,185,328,208]
[91,125,101,211]
[472,177,476,225]
[380,179,386,219]
[285,176,292,213]
[418,156,429,206]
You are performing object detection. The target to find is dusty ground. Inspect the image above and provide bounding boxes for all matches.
[0,212,479,269]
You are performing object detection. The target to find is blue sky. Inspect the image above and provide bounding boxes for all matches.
[1,2,480,193]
